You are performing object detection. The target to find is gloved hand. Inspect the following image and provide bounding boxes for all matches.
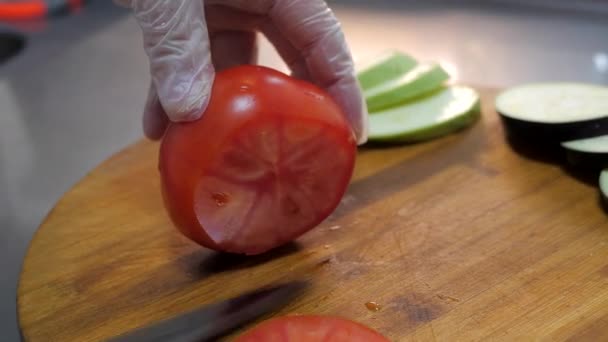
[115,0,368,144]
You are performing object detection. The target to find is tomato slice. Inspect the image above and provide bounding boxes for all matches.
[159,65,356,255]
[234,315,390,342]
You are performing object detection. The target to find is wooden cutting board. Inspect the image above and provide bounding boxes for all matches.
[17,88,608,341]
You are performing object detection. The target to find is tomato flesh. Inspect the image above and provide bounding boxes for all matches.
[194,116,352,253]
[234,315,390,342]
[159,65,356,255]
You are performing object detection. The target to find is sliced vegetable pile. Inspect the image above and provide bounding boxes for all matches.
[495,82,608,207]
[356,51,481,144]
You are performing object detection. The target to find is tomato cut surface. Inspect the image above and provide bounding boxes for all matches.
[159,65,356,255]
[234,315,390,341]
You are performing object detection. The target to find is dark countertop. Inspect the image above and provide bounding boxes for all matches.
[1,1,607,340]
[1,3,147,341]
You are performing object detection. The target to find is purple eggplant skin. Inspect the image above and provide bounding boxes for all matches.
[563,148,608,170]
[498,114,608,147]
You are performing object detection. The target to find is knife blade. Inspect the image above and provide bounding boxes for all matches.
[108,280,309,342]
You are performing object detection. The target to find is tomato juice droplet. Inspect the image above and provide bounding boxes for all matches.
[365,301,382,312]
[212,192,230,207]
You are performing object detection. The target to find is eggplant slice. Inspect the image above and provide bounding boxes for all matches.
[600,169,608,207]
[496,83,608,144]
[368,85,480,144]
[562,134,608,168]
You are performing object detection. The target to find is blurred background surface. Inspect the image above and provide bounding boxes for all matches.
[1,0,607,340]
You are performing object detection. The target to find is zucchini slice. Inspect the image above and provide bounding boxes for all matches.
[368,86,480,143]
[356,51,418,90]
[364,62,450,112]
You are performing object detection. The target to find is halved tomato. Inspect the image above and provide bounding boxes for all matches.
[234,315,390,341]
[159,65,357,255]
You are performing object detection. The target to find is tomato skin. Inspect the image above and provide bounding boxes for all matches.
[234,315,390,341]
[159,65,356,254]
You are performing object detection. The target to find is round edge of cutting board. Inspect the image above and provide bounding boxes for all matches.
[16,139,160,337]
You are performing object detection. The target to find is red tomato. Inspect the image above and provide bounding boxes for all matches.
[159,65,356,255]
[234,315,390,341]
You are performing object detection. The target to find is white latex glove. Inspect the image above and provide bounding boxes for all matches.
[115,0,368,144]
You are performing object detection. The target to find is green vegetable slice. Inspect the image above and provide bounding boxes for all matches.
[600,169,608,201]
[356,51,417,90]
[364,62,450,112]
[562,134,608,153]
[368,86,480,143]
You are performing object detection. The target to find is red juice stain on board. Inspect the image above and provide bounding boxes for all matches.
[365,301,382,312]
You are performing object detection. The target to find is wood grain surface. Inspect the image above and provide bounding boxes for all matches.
[17,88,608,341]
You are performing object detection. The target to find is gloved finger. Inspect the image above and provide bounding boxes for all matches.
[205,4,264,32]
[209,30,258,71]
[206,0,368,144]
[205,0,316,82]
[205,0,272,15]
[143,82,169,140]
[112,0,131,7]
[260,21,311,82]
[270,0,367,144]
[325,75,368,144]
[128,0,214,122]
[205,4,308,79]
[204,5,260,71]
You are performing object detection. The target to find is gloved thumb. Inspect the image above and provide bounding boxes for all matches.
[119,0,214,122]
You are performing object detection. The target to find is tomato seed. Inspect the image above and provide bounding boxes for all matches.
[211,192,230,207]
